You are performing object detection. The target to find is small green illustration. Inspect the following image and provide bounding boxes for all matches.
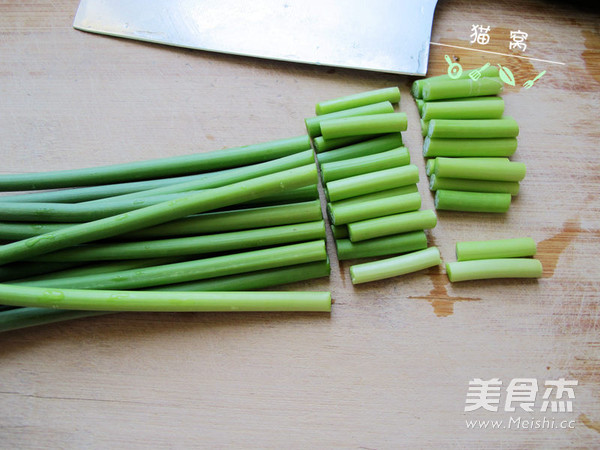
[445,54,463,79]
[497,64,516,86]
[469,62,491,81]
[524,71,546,89]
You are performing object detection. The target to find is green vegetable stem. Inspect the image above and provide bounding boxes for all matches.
[456,237,537,261]
[325,165,419,202]
[123,200,323,239]
[0,135,311,191]
[336,231,427,261]
[347,209,437,242]
[0,285,333,312]
[421,119,430,137]
[434,190,512,213]
[320,113,408,140]
[313,135,375,153]
[0,199,323,240]
[315,87,400,115]
[422,77,503,101]
[423,137,518,157]
[316,134,403,164]
[331,224,349,239]
[421,97,504,120]
[0,260,332,333]
[427,118,519,139]
[31,221,326,262]
[433,157,526,181]
[15,240,327,290]
[426,158,437,176]
[87,149,316,203]
[429,175,520,195]
[0,172,210,204]
[0,164,318,265]
[412,66,499,98]
[305,102,394,138]
[328,192,421,225]
[446,258,542,282]
[153,260,331,292]
[350,247,441,284]
[320,148,410,183]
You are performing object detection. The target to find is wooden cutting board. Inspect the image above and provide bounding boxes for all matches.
[0,0,598,447]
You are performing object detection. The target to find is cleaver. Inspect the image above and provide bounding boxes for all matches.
[73,0,438,76]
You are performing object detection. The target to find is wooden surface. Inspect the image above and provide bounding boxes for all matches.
[1,1,599,448]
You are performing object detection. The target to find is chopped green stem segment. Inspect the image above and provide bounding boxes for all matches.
[315,87,400,115]
[0,285,332,312]
[331,224,349,239]
[434,157,526,181]
[15,240,327,290]
[423,137,518,157]
[317,134,403,164]
[328,192,421,225]
[88,149,315,203]
[320,147,410,183]
[422,97,504,120]
[122,199,323,239]
[434,189,511,213]
[320,113,407,140]
[446,258,543,282]
[33,221,326,262]
[305,101,394,138]
[313,135,376,153]
[416,99,425,116]
[154,260,331,292]
[426,159,437,176]
[456,237,537,261]
[412,66,500,98]
[0,135,311,191]
[336,231,427,260]
[421,119,430,137]
[428,118,519,139]
[326,165,419,202]
[350,247,441,284]
[0,164,318,265]
[428,157,508,175]
[348,209,437,242]
[422,77,503,101]
[332,185,418,207]
[430,175,520,195]
[411,80,424,99]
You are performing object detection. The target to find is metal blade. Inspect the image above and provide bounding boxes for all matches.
[73,0,438,76]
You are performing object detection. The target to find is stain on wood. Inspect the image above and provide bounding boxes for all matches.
[582,30,600,85]
[579,413,600,434]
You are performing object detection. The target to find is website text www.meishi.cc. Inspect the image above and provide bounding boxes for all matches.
[466,416,576,430]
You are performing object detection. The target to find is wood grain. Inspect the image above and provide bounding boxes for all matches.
[0,0,599,448]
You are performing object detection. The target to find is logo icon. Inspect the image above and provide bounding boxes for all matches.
[497,64,516,86]
[469,62,491,81]
[445,54,463,79]
[524,71,546,89]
